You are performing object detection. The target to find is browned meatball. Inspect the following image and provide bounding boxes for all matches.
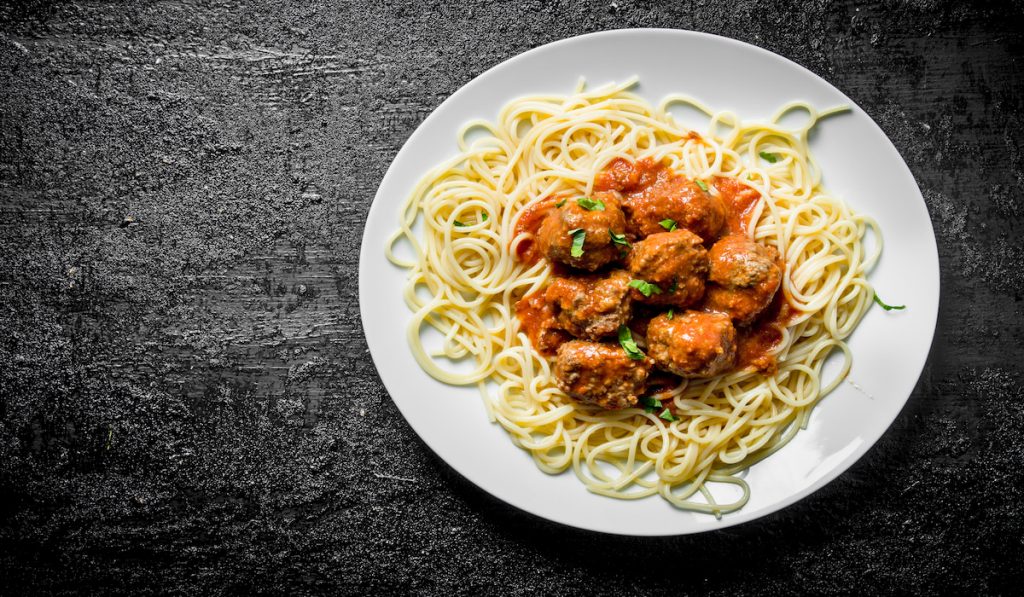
[621,170,726,241]
[647,311,736,378]
[536,191,628,271]
[704,235,782,325]
[627,230,709,308]
[545,270,632,340]
[554,340,651,410]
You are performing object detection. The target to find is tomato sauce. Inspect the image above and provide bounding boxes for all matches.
[513,290,569,357]
[714,176,762,236]
[594,157,662,193]
[512,196,560,266]
[734,290,796,374]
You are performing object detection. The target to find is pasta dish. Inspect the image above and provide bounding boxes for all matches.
[385,79,880,516]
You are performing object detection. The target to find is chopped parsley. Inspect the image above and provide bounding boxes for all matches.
[873,292,906,311]
[695,179,709,192]
[629,279,663,297]
[481,212,488,222]
[668,279,678,293]
[659,218,678,232]
[454,220,466,227]
[640,396,662,413]
[759,151,780,163]
[554,198,567,208]
[666,309,674,320]
[617,325,645,360]
[568,228,586,258]
[576,196,605,211]
[659,408,678,422]
[609,229,631,249]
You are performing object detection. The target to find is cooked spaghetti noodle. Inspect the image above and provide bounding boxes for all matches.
[385,79,880,515]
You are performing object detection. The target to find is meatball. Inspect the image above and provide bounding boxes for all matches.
[622,171,726,241]
[704,235,782,325]
[627,230,709,307]
[536,191,628,271]
[709,234,780,287]
[545,270,632,340]
[554,340,651,409]
[646,311,737,378]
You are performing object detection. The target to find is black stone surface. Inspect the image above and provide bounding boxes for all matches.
[1,1,1022,594]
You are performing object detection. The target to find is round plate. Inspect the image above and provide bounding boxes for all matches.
[358,29,939,535]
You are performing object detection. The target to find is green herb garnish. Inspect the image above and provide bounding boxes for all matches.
[873,292,906,311]
[759,151,780,163]
[618,325,645,360]
[576,196,605,211]
[629,279,663,297]
[554,199,567,208]
[695,180,709,192]
[568,228,586,258]
[659,218,678,232]
[668,279,678,294]
[454,220,466,227]
[609,229,631,249]
[666,309,674,320]
[659,408,678,422]
[481,212,488,222]
[640,396,662,413]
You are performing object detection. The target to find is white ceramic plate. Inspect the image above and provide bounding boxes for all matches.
[358,29,939,535]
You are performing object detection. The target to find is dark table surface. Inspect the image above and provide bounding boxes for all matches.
[2,1,1022,594]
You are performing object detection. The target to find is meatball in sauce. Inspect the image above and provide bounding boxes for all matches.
[627,229,708,308]
[704,235,782,326]
[647,311,737,378]
[535,191,628,271]
[554,340,651,410]
[545,270,633,340]
[596,158,725,242]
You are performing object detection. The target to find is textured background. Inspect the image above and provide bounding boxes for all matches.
[1,1,1022,594]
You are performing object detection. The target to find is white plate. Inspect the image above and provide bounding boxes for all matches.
[358,29,939,535]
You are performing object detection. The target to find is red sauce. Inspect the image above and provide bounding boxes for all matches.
[714,176,763,236]
[734,290,796,374]
[594,157,662,193]
[513,290,569,357]
[511,196,561,266]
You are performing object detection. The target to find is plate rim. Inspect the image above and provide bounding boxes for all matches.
[358,27,940,536]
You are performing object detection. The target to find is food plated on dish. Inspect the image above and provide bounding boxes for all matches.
[385,79,888,515]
